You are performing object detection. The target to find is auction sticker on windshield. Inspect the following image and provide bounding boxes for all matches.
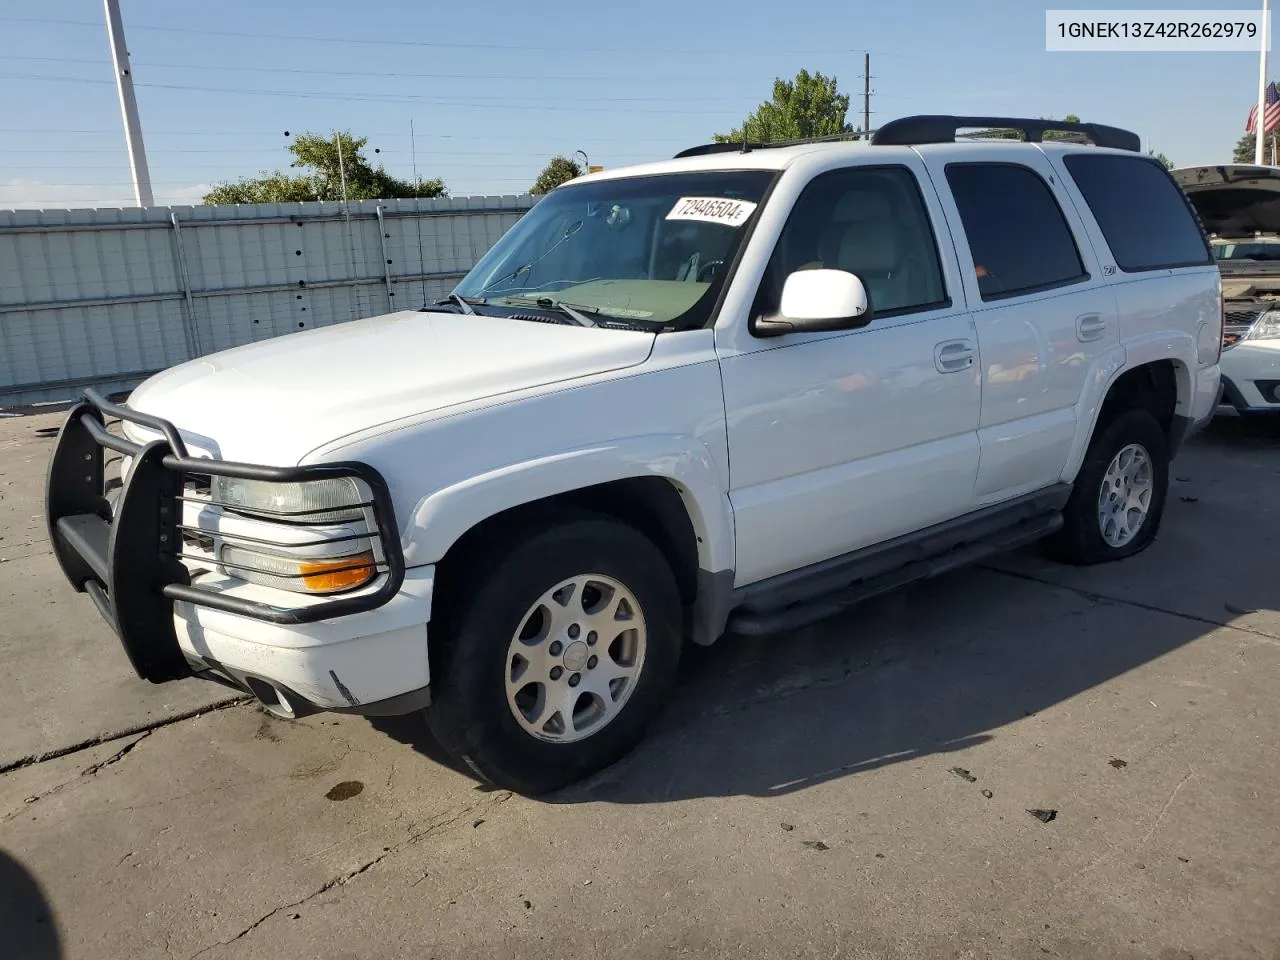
[666,197,758,227]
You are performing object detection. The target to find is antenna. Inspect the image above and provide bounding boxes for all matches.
[335,131,363,321]
[409,118,430,310]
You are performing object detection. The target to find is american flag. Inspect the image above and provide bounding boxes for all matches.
[1246,82,1280,136]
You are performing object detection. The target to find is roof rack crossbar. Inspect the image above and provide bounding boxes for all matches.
[870,115,1141,152]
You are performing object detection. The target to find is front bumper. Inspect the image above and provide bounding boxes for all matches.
[177,567,434,717]
[46,389,431,716]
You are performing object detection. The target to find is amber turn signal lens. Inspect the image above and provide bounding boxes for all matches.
[299,552,376,592]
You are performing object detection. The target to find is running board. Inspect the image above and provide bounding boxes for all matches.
[725,507,1065,637]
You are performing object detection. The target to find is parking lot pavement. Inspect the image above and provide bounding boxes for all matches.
[1,415,1278,959]
[0,412,241,770]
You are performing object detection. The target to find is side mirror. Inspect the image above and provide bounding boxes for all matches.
[754,269,874,337]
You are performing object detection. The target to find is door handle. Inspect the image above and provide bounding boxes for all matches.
[1076,313,1106,342]
[934,339,975,374]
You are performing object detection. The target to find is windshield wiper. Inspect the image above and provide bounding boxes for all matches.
[435,293,485,314]
[501,295,597,327]
[478,220,583,295]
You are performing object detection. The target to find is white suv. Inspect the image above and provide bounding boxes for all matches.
[47,116,1223,794]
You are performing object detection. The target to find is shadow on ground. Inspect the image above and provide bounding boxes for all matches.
[372,564,1223,804]
[372,414,1279,804]
[1195,410,1280,449]
[0,849,62,960]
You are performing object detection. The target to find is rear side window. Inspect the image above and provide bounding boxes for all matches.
[945,162,1086,301]
[1063,154,1212,272]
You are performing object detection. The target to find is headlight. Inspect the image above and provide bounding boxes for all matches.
[1245,310,1280,342]
[219,545,376,594]
[211,476,365,522]
[207,477,377,593]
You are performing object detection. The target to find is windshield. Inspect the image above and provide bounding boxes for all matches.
[1212,240,1280,261]
[453,170,775,329]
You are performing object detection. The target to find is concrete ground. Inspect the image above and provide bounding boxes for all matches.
[1,408,1279,960]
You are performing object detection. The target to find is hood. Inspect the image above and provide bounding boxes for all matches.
[126,310,655,464]
[1172,164,1280,238]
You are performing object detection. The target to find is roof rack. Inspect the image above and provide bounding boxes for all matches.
[672,115,1141,159]
[673,132,868,159]
[871,115,1141,152]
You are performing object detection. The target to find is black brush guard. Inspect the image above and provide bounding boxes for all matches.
[45,389,406,684]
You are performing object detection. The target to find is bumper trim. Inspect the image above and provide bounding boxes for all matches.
[1219,374,1280,414]
[191,658,431,718]
[46,388,407,684]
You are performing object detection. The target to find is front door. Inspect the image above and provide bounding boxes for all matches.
[716,159,982,587]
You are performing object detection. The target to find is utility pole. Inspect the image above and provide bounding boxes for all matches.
[103,0,153,206]
[334,132,349,210]
[1257,0,1270,166]
[863,52,872,139]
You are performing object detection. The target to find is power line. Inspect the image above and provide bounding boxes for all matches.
[7,155,668,168]
[0,54,813,84]
[0,72,748,112]
[0,15,860,54]
[0,128,692,143]
[0,71,759,103]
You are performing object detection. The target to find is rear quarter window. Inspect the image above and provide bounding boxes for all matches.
[1063,154,1213,272]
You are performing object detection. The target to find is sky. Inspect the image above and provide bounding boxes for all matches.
[0,0,1272,208]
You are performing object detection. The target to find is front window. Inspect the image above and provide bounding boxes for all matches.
[453,170,775,329]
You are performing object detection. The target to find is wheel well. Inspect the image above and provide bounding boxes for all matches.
[1098,360,1180,441]
[432,477,701,633]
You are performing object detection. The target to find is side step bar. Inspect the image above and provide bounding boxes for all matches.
[726,487,1069,637]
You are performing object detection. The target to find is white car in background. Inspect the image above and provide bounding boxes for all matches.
[1174,164,1280,416]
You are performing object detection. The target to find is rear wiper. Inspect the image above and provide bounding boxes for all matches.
[435,293,485,314]
[501,296,597,327]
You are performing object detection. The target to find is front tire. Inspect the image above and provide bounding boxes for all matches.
[1047,408,1169,565]
[426,515,682,795]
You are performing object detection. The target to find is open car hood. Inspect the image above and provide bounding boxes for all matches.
[1173,164,1280,238]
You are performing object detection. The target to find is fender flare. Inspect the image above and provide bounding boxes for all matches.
[1059,332,1196,483]
[400,433,736,582]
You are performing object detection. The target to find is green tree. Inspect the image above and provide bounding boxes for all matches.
[713,69,854,143]
[1148,150,1174,170]
[529,156,583,195]
[203,131,446,205]
[1041,114,1082,141]
[1235,133,1258,163]
[202,172,321,205]
[966,114,1081,142]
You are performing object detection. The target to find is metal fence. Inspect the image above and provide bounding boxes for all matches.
[0,195,536,406]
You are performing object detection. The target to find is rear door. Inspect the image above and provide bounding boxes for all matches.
[919,147,1120,505]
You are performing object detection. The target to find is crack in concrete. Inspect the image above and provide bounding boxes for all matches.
[981,565,1280,642]
[80,730,151,776]
[1,731,153,822]
[0,697,248,776]
[1141,763,1196,846]
[184,791,513,960]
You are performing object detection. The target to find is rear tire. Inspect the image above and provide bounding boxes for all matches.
[1047,408,1169,566]
[426,515,682,795]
